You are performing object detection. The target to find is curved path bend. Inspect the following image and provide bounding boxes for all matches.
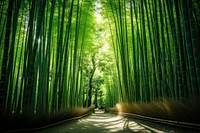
[38,109,198,133]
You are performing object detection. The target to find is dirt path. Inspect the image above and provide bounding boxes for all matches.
[37,109,198,133]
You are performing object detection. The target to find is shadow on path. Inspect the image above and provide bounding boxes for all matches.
[38,109,163,133]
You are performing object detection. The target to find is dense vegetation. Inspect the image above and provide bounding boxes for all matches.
[0,0,200,128]
[103,0,200,103]
[0,0,98,117]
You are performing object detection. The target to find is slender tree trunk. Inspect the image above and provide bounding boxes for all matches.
[0,0,14,115]
[181,0,199,98]
[87,56,96,107]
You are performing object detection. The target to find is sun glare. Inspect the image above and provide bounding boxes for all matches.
[94,0,102,23]
[95,13,102,23]
[100,43,109,53]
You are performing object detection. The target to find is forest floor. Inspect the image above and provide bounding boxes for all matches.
[1,100,200,132]
[37,109,197,133]
[0,106,94,133]
[106,99,200,125]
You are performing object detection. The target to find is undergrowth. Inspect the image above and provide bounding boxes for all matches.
[106,99,200,124]
[0,105,94,132]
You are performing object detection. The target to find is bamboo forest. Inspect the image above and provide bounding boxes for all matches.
[0,0,200,132]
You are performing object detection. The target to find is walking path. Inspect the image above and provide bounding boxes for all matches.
[38,109,198,133]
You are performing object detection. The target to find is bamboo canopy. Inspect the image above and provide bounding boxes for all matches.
[0,0,199,117]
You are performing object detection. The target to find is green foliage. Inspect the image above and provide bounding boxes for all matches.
[0,0,199,120]
[102,0,200,103]
[0,0,98,117]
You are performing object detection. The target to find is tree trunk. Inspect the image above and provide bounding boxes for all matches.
[0,0,14,115]
[87,56,96,107]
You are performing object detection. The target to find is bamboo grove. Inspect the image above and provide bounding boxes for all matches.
[103,0,200,103]
[0,0,200,118]
[0,0,97,116]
